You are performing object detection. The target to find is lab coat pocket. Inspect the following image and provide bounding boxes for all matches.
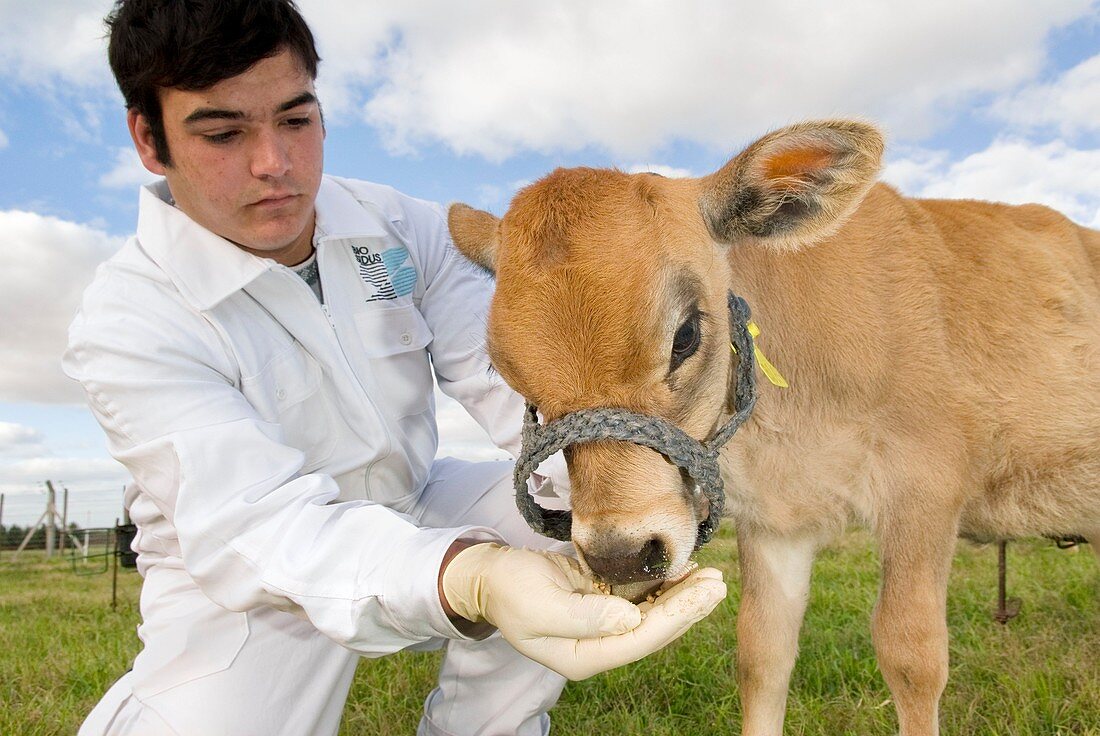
[354,305,435,419]
[241,346,338,471]
[131,568,251,699]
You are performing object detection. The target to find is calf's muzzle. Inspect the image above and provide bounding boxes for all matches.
[512,292,760,557]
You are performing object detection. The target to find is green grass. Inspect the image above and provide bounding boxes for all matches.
[2,527,1097,735]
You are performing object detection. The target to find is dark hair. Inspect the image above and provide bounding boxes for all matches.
[106,0,321,165]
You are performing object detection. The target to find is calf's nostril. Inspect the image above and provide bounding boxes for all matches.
[640,537,668,577]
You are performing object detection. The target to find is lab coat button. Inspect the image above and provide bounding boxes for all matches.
[276,388,287,401]
[400,332,412,345]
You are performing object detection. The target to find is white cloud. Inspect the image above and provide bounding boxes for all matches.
[3,1,1095,163]
[992,53,1100,138]
[0,126,8,149]
[291,0,1094,159]
[883,139,1100,228]
[299,1,407,119]
[625,164,694,178]
[0,456,128,487]
[0,423,46,458]
[0,0,115,90]
[881,148,951,194]
[471,177,544,213]
[0,211,122,403]
[475,183,506,211]
[99,147,160,189]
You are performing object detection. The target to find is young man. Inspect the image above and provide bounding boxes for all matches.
[65,2,726,734]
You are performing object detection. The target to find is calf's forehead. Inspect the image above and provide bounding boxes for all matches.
[487,255,668,413]
[485,168,715,410]
[498,167,704,270]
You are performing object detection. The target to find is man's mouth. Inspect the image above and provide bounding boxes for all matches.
[251,193,298,208]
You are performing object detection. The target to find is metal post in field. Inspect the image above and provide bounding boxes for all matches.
[993,539,1022,624]
[44,481,57,558]
[112,517,120,611]
[60,486,69,555]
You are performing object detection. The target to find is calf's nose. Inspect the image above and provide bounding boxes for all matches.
[580,535,669,584]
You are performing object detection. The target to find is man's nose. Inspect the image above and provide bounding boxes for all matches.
[251,130,291,178]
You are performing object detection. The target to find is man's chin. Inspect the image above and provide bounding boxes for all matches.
[233,220,316,264]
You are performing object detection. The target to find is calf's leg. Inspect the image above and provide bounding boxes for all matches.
[736,527,817,736]
[872,510,957,736]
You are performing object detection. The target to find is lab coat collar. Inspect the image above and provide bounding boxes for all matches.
[313,177,390,242]
[136,177,388,312]
[137,180,274,312]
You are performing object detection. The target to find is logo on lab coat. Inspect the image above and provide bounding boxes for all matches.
[353,245,417,302]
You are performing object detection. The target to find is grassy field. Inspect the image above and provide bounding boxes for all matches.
[1,526,1097,735]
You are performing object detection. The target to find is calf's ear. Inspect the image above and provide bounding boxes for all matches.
[448,203,501,275]
[699,119,884,250]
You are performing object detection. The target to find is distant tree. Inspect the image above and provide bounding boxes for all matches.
[2,524,28,549]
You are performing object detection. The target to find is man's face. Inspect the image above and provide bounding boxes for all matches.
[129,48,324,266]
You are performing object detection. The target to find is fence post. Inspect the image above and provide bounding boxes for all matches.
[60,486,69,555]
[14,508,49,559]
[993,540,1022,624]
[44,481,57,558]
[112,518,120,610]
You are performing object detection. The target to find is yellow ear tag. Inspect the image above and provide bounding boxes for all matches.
[731,320,789,388]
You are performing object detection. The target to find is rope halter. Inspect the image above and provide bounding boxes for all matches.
[513,292,759,549]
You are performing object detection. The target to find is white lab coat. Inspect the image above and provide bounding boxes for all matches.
[64,177,568,736]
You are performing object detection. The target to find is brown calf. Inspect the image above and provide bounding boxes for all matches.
[448,120,1100,736]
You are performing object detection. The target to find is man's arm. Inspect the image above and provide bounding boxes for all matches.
[64,266,499,653]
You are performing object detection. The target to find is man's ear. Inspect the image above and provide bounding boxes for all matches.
[448,203,501,275]
[699,119,884,250]
[127,108,168,176]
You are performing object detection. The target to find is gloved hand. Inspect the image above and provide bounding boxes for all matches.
[441,543,726,680]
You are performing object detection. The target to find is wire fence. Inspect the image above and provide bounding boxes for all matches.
[1,481,139,609]
[0,483,128,556]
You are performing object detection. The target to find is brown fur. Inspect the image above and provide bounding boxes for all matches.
[448,119,1100,736]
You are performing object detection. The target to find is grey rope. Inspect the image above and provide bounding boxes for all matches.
[514,292,759,548]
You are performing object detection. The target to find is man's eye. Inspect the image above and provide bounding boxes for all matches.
[669,311,702,373]
[286,117,312,128]
[203,130,239,144]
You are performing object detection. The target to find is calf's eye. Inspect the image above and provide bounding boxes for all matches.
[669,311,701,372]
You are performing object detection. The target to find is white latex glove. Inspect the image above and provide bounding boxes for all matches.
[441,543,726,680]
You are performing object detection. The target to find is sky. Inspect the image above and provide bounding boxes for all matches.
[1,0,1098,527]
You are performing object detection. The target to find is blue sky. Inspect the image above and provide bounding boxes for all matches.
[1,1,1098,526]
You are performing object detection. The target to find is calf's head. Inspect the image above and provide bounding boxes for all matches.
[449,120,883,587]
